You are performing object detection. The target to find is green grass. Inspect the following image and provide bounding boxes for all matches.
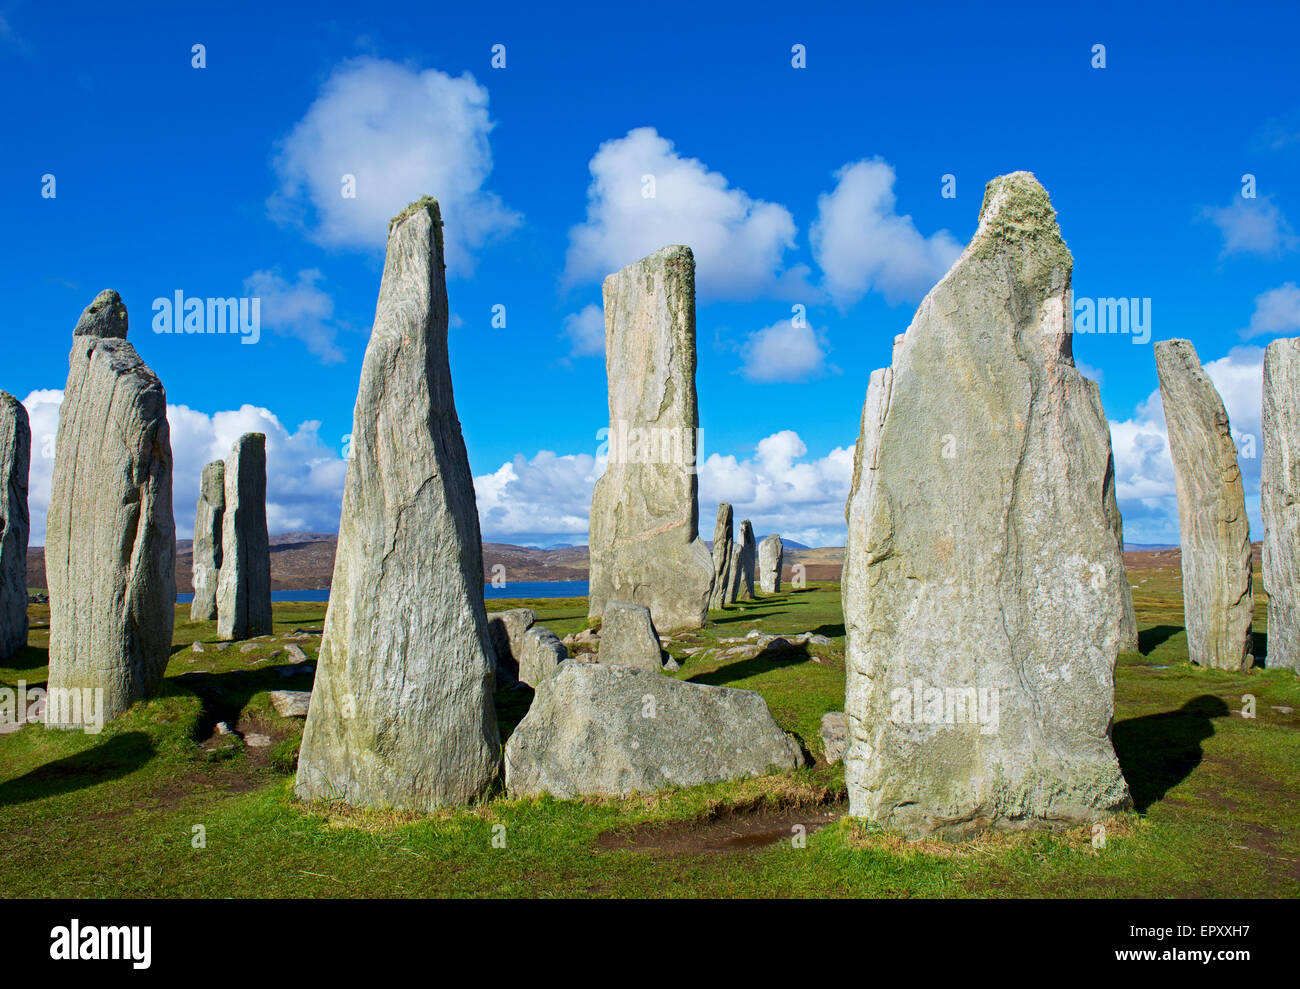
[1,577,1297,898]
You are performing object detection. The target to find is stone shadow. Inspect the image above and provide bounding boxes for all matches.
[1112,694,1229,812]
[0,731,154,807]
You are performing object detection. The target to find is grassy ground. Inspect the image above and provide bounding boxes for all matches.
[0,575,1296,898]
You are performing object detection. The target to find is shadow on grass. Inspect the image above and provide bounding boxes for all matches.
[689,642,813,687]
[494,683,535,742]
[1,644,49,673]
[1138,625,1182,656]
[1113,694,1229,812]
[168,666,314,740]
[0,731,154,807]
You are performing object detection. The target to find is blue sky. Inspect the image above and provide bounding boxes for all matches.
[3,0,1298,547]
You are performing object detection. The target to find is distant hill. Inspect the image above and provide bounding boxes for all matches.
[28,536,1218,590]
[27,534,839,590]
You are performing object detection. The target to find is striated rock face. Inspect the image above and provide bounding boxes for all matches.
[708,503,735,610]
[190,460,225,622]
[0,392,30,660]
[735,520,756,600]
[216,433,271,640]
[518,625,567,687]
[842,173,1132,838]
[46,291,175,724]
[1154,339,1254,671]
[587,245,714,632]
[820,712,847,765]
[596,601,662,671]
[503,662,805,798]
[295,198,500,811]
[1263,337,1300,673]
[759,534,783,593]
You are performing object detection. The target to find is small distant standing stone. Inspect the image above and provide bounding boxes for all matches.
[190,459,225,621]
[216,432,272,641]
[596,601,664,671]
[758,534,783,594]
[0,391,30,660]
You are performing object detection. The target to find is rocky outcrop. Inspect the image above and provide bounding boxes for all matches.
[190,460,224,622]
[708,503,734,609]
[842,173,1133,838]
[820,712,847,765]
[504,662,805,798]
[587,246,714,632]
[596,601,662,671]
[0,392,30,660]
[1263,337,1300,672]
[1154,339,1254,670]
[295,198,500,811]
[216,433,272,640]
[759,534,783,593]
[46,291,176,724]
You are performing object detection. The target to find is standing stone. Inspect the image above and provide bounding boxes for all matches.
[518,625,568,687]
[596,601,662,671]
[215,433,272,640]
[486,607,536,683]
[587,245,714,632]
[735,520,756,600]
[759,534,784,593]
[708,503,735,609]
[46,291,175,724]
[1263,337,1300,672]
[1154,339,1254,670]
[727,545,744,602]
[190,460,225,622]
[0,392,30,660]
[295,198,500,810]
[843,173,1132,838]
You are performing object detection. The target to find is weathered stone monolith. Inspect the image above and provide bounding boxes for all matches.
[735,520,756,600]
[1262,337,1300,672]
[295,197,500,810]
[587,245,714,632]
[843,172,1132,838]
[46,291,175,724]
[190,460,225,622]
[759,534,783,593]
[708,503,734,610]
[216,433,272,640]
[0,392,30,660]
[1154,339,1254,670]
[596,601,662,671]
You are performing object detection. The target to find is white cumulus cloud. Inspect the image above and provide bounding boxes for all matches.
[740,317,831,382]
[561,303,605,359]
[474,450,601,545]
[811,158,963,308]
[564,127,809,300]
[243,268,344,363]
[1201,196,1298,258]
[1242,281,1300,339]
[269,57,520,271]
[23,392,349,545]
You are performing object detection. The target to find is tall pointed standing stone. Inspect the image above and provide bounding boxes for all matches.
[1154,339,1254,670]
[727,545,744,603]
[216,433,271,640]
[587,245,714,632]
[708,503,734,610]
[843,173,1132,838]
[735,520,756,600]
[296,198,500,810]
[46,291,175,723]
[190,460,225,622]
[1262,337,1300,672]
[0,392,30,660]
[759,534,783,593]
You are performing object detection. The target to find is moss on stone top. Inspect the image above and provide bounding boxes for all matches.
[73,289,129,339]
[973,171,1072,276]
[389,196,442,233]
